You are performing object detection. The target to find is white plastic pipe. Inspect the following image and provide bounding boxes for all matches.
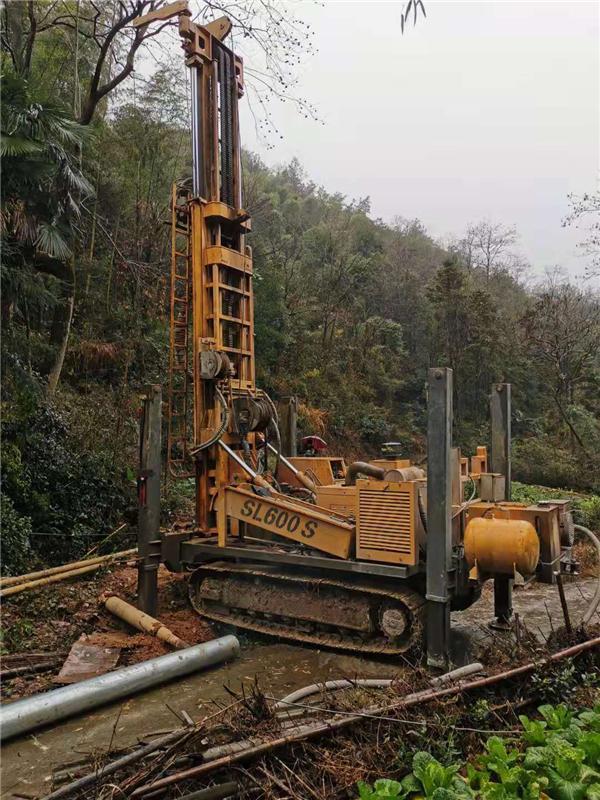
[0,636,240,742]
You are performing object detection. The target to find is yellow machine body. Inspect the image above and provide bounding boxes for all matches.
[219,484,354,559]
[314,485,357,516]
[369,459,411,471]
[355,479,419,566]
[280,457,346,487]
[464,516,539,580]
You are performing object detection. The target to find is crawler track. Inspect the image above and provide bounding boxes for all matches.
[189,562,425,655]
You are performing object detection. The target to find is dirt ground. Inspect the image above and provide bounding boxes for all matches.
[1,557,598,799]
[0,563,213,701]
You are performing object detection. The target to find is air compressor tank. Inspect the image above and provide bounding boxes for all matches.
[464,517,539,580]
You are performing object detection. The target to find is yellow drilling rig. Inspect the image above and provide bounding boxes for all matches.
[135,2,576,667]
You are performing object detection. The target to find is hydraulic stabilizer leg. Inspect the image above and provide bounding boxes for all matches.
[490,382,514,628]
[426,368,453,669]
[137,385,162,615]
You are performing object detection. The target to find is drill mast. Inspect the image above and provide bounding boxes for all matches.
[165,8,256,531]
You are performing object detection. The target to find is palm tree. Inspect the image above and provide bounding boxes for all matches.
[1,75,93,392]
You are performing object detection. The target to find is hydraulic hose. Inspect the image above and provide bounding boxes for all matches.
[189,385,230,454]
[266,442,317,494]
[273,663,485,711]
[263,393,282,481]
[274,679,393,710]
[574,524,600,626]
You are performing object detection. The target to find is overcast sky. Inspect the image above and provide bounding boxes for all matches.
[238,1,599,280]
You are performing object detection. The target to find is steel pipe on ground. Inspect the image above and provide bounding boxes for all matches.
[0,636,240,742]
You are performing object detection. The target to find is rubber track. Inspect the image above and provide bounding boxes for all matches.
[189,562,425,656]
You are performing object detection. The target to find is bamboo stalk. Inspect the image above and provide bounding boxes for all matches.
[0,549,137,588]
[1,565,105,598]
[103,595,190,650]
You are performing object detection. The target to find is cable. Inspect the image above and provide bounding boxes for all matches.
[574,524,600,626]
[189,385,230,454]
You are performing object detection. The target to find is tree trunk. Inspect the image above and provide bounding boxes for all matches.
[36,256,76,396]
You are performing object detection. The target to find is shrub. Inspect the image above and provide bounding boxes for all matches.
[0,494,32,575]
[513,437,583,491]
[1,394,129,569]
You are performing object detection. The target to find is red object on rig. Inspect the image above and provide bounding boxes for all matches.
[300,435,328,455]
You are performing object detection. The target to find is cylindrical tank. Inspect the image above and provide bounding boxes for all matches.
[383,467,426,483]
[464,517,539,578]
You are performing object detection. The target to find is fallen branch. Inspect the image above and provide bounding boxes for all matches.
[41,726,191,800]
[130,636,599,796]
[1,659,63,680]
[177,783,239,800]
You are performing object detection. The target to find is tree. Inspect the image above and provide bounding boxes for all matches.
[427,258,501,426]
[455,220,520,280]
[522,276,600,457]
[563,191,600,280]
[1,75,93,393]
[1,1,172,122]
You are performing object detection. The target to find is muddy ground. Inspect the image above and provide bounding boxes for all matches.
[0,558,598,798]
[0,563,213,702]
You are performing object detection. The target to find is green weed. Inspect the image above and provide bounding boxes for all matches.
[357,703,600,800]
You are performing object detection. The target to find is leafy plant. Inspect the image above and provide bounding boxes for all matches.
[357,704,600,800]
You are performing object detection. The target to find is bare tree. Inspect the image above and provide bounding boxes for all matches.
[455,220,520,280]
[563,191,600,280]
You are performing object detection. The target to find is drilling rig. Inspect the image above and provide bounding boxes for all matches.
[135,2,576,667]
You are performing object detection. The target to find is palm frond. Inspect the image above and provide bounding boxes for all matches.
[34,223,72,260]
[59,162,95,197]
[0,134,42,157]
[44,113,90,146]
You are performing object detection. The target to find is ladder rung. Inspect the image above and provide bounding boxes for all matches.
[222,346,252,356]
[206,283,250,296]
[213,315,250,326]
[173,296,189,303]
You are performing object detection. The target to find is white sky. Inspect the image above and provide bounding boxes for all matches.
[238,0,599,279]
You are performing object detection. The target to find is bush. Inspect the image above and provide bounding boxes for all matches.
[511,482,600,534]
[575,496,600,533]
[1,393,130,569]
[0,495,32,575]
[512,437,591,492]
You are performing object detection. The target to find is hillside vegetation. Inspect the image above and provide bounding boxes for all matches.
[1,3,599,574]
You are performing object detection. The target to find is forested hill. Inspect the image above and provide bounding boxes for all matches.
[2,33,599,574]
